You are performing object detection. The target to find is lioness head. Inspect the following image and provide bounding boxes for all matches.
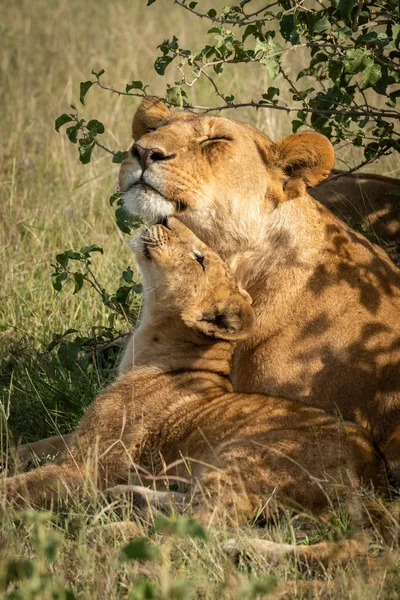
[119,97,334,255]
[133,218,254,341]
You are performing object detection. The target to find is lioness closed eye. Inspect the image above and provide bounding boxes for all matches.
[119,97,400,484]
[5,219,387,528]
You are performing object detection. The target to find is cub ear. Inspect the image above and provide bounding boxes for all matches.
[132,96,171,140]
[275,132,334,197]
[184,294,255,341]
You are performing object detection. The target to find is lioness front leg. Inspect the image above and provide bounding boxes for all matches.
[4,439,134,509]
[4,462,86,508]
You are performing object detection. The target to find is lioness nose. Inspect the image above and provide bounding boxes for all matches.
[131,144,167,170]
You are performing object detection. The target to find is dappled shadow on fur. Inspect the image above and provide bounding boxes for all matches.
[232,209,400,480]
[306,221,399,314]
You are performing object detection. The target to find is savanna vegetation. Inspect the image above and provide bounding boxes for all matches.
[1,1,400,598]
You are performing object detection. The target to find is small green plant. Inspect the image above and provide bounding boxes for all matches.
[0,511,76,600]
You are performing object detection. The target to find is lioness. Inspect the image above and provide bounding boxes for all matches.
[311,171,400,245]
[4,220,387,529]
[119,97,400,482]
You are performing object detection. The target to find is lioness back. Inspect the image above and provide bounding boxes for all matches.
[310,170,400,245]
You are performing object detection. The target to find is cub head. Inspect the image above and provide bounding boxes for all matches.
[119,96,334,255]
[133,218,254,341]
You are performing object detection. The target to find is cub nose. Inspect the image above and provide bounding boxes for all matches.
[131,144,167,170]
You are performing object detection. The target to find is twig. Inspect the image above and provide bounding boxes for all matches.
[95,78,399,120]
[321,145,392,183]
[182,100,399,119]
[93,139,116,156]
[173,0,279,26]
[95,79,146,98]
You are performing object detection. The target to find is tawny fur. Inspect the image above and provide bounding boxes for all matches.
[4,220,387,530]
[119,98,400,482]
[310,170,400,245]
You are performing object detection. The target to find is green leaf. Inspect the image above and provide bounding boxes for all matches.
[80,80,94,105]
[393,24,400,50]
[329,60,344,85]
[5,559,34,584]
[364,141,380,160]
[207,9,217,18]
[122,267,134,283]
[166,86,183,108]
[55,113,73,132]
[115,285,132,305]
[242,23,258,42]
[80,244,104,256]
[344,48,367,73]
[91,68,105,78]
[43,535,61,561]
[79,141,95,164]
[56,250,81,268]
[112,151,129,164]
[260,57,279,80]
[338,0,358,22]
[280,14,295,41]
[51,271,68,292]
[109,192,123,206]
[126,80,143,92]
[87,119,105,134]
[361,61,382,89]
[130,580,157,600]
[57,341,82,365]
[262,87,279,103]
[132,283,143,294]
[66,125,79,144]
[153,516,207,540]
[72,273,84,294]
[313,18,331,34]
[147,0,157,4]
[120,538,158,562]
[292,120,304,133]
[154,55,174,76]
[189,1,197,8]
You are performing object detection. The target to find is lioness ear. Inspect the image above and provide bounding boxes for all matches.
[276,132,334,198]
[184,294,255,341]
[132,96,171,140]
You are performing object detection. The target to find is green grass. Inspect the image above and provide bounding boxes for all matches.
[1,0,399,597]
[0,495,399,599]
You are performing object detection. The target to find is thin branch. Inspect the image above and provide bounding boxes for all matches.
[173,0,279,26]
[352,1,365,31]
[321,145,392,183]
[93,77,399,119]
[182,99,400,119]
[95,79,146,98]
[372,53,400,72]
[93,139,116,156]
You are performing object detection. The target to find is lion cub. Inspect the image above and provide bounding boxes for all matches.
[4,220,387,522]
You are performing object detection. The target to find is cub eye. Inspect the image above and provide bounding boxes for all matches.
[193,252,205,270]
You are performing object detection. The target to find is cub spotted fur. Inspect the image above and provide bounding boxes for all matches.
[5,220,387,528]
[119,97,400,482]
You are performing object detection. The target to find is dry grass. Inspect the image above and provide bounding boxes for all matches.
[1,0,399,597]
